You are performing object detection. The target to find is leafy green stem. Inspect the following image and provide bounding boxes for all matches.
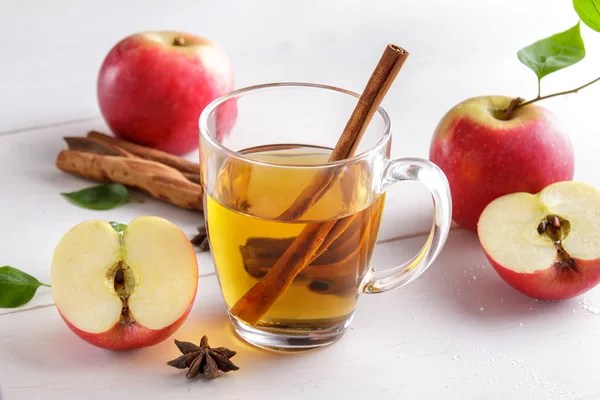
[537,78,541,98]
[517,74,600,109]
[40,282,51,288]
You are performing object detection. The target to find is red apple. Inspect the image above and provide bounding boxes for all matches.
[50,217,198,350]
[97,31,236,155]
[429,96,574,232]
[478,181,600,300]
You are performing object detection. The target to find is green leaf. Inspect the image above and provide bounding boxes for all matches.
[517,22,586,81]
[109,221,128,233]
[574,0,600,32]
[61,183,129,210]
[0,266,48,308]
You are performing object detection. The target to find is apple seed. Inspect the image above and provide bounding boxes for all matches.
[551,215,561,229]
[537,220,547,234]
[115,269,125,285]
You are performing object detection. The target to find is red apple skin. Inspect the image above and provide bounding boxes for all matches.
[484,250,600,300]
[429,96,574,232]
[97,31,236,155]
[56,300,194,351]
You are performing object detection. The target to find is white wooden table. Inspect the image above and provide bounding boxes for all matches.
[2,1,600,398]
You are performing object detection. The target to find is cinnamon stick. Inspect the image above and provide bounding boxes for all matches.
[241,217,363,275]
[241,211,370,296]
[182,172,201,184]
[231,219,338,321]
[277,44,408,222]
[56,150,203,210]
[87,131,200,174]
[65,134,202,187]
[231,44,409,324]
[64,136,138,158]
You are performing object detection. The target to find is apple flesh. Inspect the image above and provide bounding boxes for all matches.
[478,181,600,300]
[50,217,198,350]
[430,96,574,232]
[97,31,236,155]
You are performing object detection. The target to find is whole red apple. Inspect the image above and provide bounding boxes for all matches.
[478,181,600,300]
[429,96,574,232]
[97,31,236,155]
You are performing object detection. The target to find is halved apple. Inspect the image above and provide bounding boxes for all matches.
[478,181,600,300]
[50,217,198,350]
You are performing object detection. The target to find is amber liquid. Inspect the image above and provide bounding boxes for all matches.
[206,145,385,330]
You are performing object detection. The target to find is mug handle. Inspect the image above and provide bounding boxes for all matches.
[362,157,452,293]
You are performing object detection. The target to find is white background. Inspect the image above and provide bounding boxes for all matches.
[2,0,600,399]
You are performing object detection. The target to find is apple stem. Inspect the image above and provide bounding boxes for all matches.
[512,75,600,112]
[40,282,51,288]
[501,97,524,120]
[173,36,186,46]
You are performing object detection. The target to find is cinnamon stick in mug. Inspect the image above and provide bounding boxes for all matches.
[230,44,409,324]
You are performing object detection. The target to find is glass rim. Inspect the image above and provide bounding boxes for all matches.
[199,81,392,168]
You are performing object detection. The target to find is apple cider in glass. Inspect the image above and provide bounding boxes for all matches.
[199,82,452,351]
[205,144,385,330]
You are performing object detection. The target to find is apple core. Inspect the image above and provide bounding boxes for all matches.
[107,258,137,326]
[537,214,576,271]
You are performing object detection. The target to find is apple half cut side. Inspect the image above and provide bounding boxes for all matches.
[478,181,600,301]
[50,217,198,350]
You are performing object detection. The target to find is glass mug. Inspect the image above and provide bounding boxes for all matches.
[199,82,452,351]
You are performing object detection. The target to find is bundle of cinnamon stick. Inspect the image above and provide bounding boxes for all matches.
[55,131,204,211]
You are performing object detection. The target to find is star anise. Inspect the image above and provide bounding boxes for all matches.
[167,336,239,380]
